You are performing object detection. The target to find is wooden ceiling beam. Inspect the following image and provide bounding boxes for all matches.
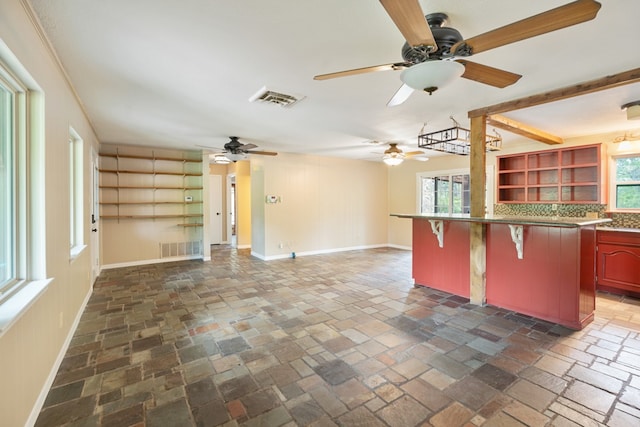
[469,67,640,118]
[487,114,563,145]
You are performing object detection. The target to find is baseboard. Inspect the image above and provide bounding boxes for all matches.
[387,244,412,251]
[26,286,93,427]
[256,243,400,261]
[102,254,203,270]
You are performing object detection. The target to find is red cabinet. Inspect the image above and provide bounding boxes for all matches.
[596,230,640,297]
[497,144,606,204]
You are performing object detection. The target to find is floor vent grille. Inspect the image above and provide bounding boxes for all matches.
[161,241,202,258]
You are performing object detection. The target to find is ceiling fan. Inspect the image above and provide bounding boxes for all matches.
[201,136,278,162]
[314,0,601,106]
[381,143,427,165]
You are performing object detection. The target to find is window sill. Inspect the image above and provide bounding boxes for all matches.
[69,244,87,262]
[0,278,53,338]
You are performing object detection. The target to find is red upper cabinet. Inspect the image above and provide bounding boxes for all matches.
[497,143,606,204]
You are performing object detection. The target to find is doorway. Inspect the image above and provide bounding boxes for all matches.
[227,174,236,247]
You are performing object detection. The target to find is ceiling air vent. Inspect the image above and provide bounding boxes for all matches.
[249,86,304,108]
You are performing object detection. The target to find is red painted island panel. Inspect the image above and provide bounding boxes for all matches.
[486,223,596,329]
[413,219,470,298]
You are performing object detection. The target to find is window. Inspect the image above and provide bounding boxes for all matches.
[69,128,84,257]
[418,170,470,214]
[0,48,49,335]
[0,76,14,289]
[611,154,640,210]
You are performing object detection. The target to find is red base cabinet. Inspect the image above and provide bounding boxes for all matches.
[596,230,640,297]
[486,224,596,330]
[413,219,470,298]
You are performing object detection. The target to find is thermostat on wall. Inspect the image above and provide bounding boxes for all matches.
[185,196,193,202]
[266,195,280,204]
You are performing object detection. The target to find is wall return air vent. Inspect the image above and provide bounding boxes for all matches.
[249,86,305,108]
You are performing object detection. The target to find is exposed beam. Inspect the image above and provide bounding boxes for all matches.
[469,67,640,118]
[487,114,564,145]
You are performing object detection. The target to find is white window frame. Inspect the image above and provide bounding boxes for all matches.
[0,72,16,293]
[416,167,495,215]
[609,152,640,212]
[69,127,85,259]
[417,168,471,214]
[0,47,50,336]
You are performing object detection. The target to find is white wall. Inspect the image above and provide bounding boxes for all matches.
[0,1,99,425]
[251,153,389,259]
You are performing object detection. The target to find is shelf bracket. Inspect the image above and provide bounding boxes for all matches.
[508,224,524,259]
[428,220,444,248]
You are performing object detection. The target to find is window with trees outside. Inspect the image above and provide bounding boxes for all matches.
[418,171,470,214]
[611,154,640,210]
[0,52,48,334]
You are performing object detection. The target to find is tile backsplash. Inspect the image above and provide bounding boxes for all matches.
[493,203,640,229]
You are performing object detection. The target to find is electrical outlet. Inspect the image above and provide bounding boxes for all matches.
[278,242,283,249]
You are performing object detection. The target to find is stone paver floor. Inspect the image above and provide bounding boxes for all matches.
[35,247,640,426]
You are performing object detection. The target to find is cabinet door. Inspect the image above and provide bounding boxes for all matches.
[597,243,640,294]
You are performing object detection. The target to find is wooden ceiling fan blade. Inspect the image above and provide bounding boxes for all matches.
[387,83,414,107]
[405,151,425,157]
[314,63,406,80]
[247,150,278,156]
[457,60,522,88]
[379,0,437,49]
[452,0,601,56]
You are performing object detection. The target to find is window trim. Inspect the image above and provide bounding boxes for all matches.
[416,166,495,215]
[416,168,471,214]
[69,127,85,260]
[0,45,50,337]
[0,62,24,301]
[609,152,640,213]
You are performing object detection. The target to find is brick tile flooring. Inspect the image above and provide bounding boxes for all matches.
[35,247,640,426]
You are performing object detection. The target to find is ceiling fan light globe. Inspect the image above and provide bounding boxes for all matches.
[383,153,404,166]
[400,60,465,91]
[226,152,247,161]
[210,154,231,164]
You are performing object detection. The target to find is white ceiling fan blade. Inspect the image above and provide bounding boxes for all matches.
[387,84,414,107]
[196,144,224,152]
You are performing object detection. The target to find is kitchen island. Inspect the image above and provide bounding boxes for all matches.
[392,214,612,329]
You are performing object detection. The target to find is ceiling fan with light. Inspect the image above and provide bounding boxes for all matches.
[314,0,601,106]
[381,143,427,165]
[200,136,278,163]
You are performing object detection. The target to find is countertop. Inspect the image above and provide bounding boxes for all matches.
[391,213,612,228]
[596,227,640,234]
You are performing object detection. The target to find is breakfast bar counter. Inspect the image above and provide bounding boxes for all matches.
[392,213,612,329]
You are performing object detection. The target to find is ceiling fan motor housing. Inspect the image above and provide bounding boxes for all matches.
[402,13,463,63]
[224,136,243,154]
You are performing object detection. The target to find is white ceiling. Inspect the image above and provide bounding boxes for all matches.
[29,0,640,161]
